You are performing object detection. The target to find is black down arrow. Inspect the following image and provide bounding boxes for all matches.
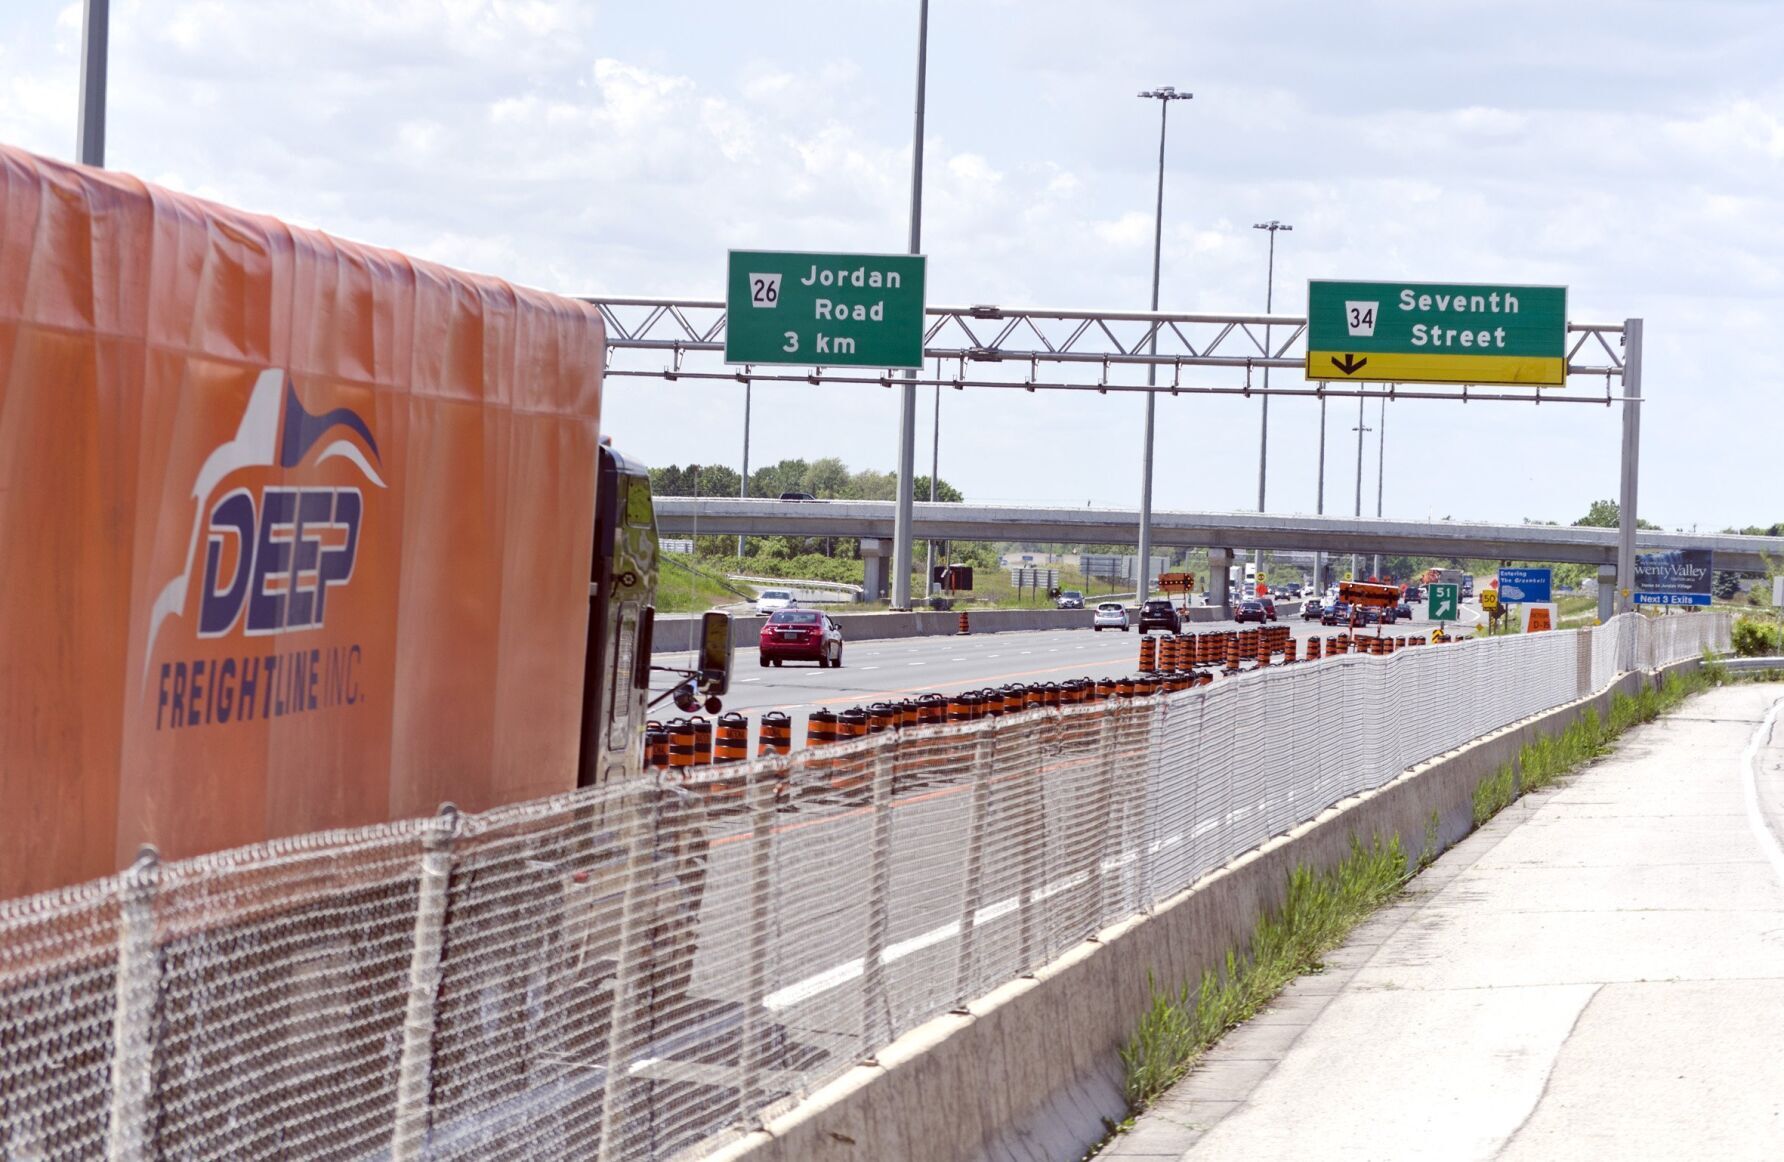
[1330,353,1368,375]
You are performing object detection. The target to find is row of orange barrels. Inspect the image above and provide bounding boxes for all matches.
[1140,626,1297,672]
[643,673,1219,774]
[1139,627,1458,672]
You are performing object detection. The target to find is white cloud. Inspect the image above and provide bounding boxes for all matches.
[1,0,1782,531]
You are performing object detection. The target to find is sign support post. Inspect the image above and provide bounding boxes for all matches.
[1617,318,1643,616]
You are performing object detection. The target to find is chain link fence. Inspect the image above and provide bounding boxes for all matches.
[0,613,1730,1160]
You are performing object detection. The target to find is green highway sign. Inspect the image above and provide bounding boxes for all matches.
[1306,280,1567,386]
[1428,583,1461,622]
[725,250,926,368]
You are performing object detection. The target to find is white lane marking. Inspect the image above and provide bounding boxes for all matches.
[908,661,926,666]
[884,921,961,962]
[951,657,966,662]
[1021,651,1033,655]
[973,898,1019,925]
[860,666,879,671]
[764,959,864,1011]
[764,827,1193,1013]
[1742,697,1784,887]
[738,678,761,684]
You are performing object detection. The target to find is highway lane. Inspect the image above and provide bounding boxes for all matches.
[652,615,1456,749]
[680,680,1371,1127]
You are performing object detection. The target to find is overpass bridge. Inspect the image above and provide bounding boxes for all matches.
[656,497,1784,573]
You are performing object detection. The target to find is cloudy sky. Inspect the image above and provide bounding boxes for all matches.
[4,0,1780,532]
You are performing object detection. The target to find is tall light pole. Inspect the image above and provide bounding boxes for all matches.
[77,0,110,167]
[1135,85,1192,603]
[1251,219,1291,589]
[890,0,930,609]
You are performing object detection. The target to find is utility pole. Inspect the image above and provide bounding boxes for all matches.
[1134,85,1192,604]
[77,0,110,167]
[890,0,929,609]
[1252,220,1291,587]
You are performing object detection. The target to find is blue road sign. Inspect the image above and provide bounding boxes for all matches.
[1633,549,1713,606]
[1496,567,1552,604]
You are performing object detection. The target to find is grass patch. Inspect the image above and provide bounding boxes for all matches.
[1471,663,1726,832]
[1471,763,1518,827]
[1119,835,1406,1112]
[658,553,755,613]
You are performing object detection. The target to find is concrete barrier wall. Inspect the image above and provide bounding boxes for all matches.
[654,602,1304,654]
[708,659,1696,1162]
[653,608,1097,654]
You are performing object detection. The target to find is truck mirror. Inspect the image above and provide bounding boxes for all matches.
[698,610,732,696]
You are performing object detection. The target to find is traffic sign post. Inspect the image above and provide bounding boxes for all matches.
[1428,582,1460,622]
[1496,567,1552,604]
[725,250,927,368]
[1306,280,1567,386]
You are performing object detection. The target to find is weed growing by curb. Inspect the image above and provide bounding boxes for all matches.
[1472,665,1723,831]
[1119,835,1406,1111]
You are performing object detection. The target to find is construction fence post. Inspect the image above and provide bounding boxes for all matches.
[861,742,897,1058]
[953,722,996,1010]
[392,805,459,1162]
[105,846,161,1162]
[738,765,777,1125]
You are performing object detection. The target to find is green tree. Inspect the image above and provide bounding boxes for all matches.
[843,468,897,501]
[749,459,809,499]
[1574,498,1657,530]
[649,463,740,498]
[910,474,964,503]
[802,456,851,498]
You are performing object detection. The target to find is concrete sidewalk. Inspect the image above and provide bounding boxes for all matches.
[1104,682,1784,1161]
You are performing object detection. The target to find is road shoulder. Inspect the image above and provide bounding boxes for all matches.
[1103,682,1784,1161]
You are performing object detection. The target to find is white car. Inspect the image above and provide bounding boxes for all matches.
[755,588,797,613]
[1093,602,1130,631]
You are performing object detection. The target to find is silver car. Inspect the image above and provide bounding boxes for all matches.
[755,588,797,613]
[1093,602,1130,631]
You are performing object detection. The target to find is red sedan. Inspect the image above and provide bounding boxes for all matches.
[759,609,845,668]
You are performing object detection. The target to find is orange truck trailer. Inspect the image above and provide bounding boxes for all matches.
[0,145,727,900]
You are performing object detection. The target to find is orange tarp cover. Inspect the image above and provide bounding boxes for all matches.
[0,146,603,897]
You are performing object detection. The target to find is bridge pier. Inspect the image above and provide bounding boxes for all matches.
[861,537,888,603]
[1208,548,1234,619]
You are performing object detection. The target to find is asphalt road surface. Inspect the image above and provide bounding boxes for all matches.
[652,614,1463,749]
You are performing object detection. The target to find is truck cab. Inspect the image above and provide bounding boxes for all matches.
[578,442,731,789]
